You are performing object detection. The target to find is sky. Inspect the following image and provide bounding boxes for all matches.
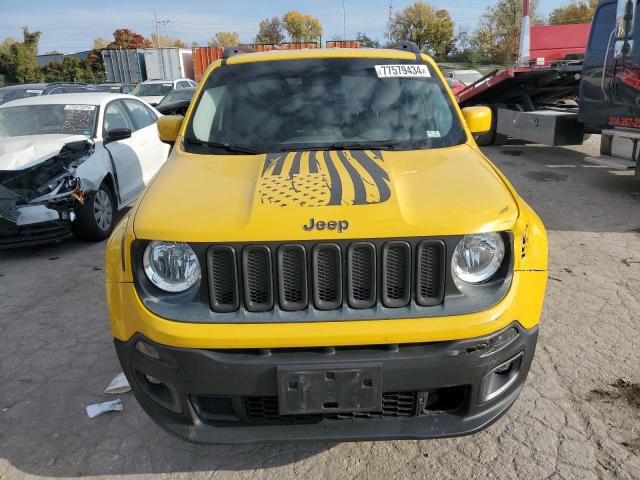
[0,0,571,54]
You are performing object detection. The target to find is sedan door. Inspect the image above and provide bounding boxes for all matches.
[101,100,145,204]
[122,99,169,184]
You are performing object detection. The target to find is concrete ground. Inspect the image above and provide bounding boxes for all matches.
[1,138,639,480]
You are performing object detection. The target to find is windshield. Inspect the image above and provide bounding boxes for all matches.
[133,83,173,97]
[158,88,195,106]
[185,58,465,154]
[0,88,44,106]
[0,104,98,138]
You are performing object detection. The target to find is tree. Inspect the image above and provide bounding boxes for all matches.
[355,32,380,48]
[471,0,541,65]
[0,27,42,83]
[548,0,597,24]
[255,17,285,44]
[282,11,323,43]
[94,37,109,50]
[108,28,152,49]
[150,33,187,48]
[387,2,455,59]
[208,32,240,47]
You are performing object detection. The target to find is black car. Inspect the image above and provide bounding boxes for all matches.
[94,83,136,94]
[156,87,196,115]
[0,83,100,105]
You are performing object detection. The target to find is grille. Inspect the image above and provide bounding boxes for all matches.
[208,247,239,312]
[206,239,446,314]
[416,241,445,306]
[245,391,418,421]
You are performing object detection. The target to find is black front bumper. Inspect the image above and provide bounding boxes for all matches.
[115,322,538,444]
[0,218,72,249]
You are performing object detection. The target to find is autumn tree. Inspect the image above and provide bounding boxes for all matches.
[282,12,323,43]
[387,2,455,59]
[208,32,240,47]
[548,0,597,24]
[255,17,285,44]
[151,33,187,48]
[108,28,152,49]
[93,37,109,50]
[471,0,541,65]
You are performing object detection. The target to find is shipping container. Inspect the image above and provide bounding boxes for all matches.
[144,48,194,81]
[325,40,364,48]
[192,46,224,82]
[247,43,278,52]
[280,42,319,50]
[101,49,146,84]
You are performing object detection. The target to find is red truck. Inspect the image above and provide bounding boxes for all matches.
[458,0,640,178]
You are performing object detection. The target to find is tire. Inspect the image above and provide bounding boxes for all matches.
[74,182,116,241]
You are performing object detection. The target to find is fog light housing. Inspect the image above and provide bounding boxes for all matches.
[479,352,524,403]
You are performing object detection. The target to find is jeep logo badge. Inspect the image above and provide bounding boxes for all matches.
[303,218,349,233]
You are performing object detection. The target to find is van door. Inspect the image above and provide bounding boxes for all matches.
[579,1,618,130]
[608,0,640,129]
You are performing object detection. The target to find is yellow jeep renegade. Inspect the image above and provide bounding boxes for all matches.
[105,43,547,443]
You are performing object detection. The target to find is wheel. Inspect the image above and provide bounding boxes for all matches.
[74,182,116,241]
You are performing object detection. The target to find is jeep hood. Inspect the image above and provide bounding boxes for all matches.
[134,143,519,242]
[0,134,89,171]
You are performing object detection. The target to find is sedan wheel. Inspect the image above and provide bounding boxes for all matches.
[93,189,113,231]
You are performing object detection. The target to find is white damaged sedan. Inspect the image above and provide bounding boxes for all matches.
[0,93,170,247]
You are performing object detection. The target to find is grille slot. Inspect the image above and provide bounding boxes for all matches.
[347,242,376,309]
[416,241,445,306]
[381,241,411,308]
[242,246,273,312]
[244,391,417,422]
[207,246,239,313]
[278,245,308,311]
[312,244,342,310]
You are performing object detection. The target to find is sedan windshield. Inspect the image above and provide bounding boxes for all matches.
[0,104,98,138]
[133,83,173,97]
[185,58,465,154]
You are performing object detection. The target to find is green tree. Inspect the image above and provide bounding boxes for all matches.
[208,32,240,47]
[548,0,597,24]
[0,27,42,83]
[471,0,541,65]
[355,32,380,48]
[282,11,323,43]
[255,17,285,44]
[387,2,455,59]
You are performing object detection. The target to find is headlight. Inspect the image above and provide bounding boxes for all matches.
[143,241,201,292]
[452,233,505,284]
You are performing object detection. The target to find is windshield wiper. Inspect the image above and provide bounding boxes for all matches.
[308,142,400,151]
[185,138,262,155]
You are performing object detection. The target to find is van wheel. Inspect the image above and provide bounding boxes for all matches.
[74,182,116,241]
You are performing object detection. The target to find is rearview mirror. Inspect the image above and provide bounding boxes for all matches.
[105,128,132,143]
[461,106,492,135]
[157,115,184,144]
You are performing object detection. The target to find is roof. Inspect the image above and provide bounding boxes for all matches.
[225,47,421,64]
[0,92,132,108]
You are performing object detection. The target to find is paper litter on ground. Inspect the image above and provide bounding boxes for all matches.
[86,399,123,418]
[104,372,131,394]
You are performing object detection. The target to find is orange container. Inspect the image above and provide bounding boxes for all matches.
[325,40,364,48]
[192,46,224,82]
[280,42,319,50]
[247,43,278,52]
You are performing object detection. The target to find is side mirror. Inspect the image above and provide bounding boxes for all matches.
[157,115,184,144]
[105,128,132,143]
[461,106,492,135]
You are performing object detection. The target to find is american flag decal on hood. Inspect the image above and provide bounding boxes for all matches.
[259,150,391,207]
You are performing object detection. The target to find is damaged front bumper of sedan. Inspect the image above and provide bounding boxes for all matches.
[0,139,94,248]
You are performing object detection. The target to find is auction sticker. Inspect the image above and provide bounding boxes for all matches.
[64,104,96,111]
[375,64,430,78]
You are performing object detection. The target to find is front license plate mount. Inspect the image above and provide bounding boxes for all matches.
[277,363,382,415]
